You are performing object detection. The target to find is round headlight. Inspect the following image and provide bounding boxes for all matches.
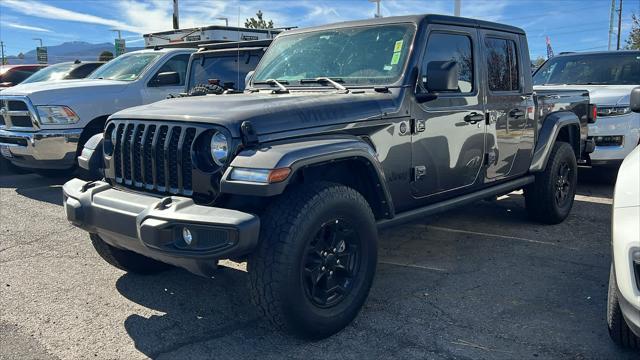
[210,131,228,166]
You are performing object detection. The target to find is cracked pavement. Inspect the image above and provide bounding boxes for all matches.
[0,163,638,359]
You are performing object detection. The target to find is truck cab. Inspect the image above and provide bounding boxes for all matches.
[64,15,590,340]
[0,48,194,174]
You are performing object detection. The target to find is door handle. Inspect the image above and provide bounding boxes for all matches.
[509,109,525,118]
[464,113,484,124]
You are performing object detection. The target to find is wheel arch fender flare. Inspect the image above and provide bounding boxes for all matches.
[220,135,395,218]
[529,111,581,172]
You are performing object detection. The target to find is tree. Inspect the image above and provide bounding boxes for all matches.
[625,14,640,50]
[245,10,274,29]
[533,56,546,67]
[99,51,114,62]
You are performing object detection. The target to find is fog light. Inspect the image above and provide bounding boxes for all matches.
[182,227,193,245]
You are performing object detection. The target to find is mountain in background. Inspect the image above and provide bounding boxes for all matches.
[5,41,143,64]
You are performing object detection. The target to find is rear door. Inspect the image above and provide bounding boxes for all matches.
[410,25,486,198]
[480,31,533,180]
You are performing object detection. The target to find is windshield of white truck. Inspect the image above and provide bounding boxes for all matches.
[533,53,640,85]
[88,53,161,81]
[21,62,76,84]
[251,24,415,87]
[187,52,261,91]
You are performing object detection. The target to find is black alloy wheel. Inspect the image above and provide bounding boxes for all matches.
[554,161,573,207]
[302,218,362,308]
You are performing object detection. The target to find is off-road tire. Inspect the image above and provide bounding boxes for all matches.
[524,141,577,224]
[90,234,171,274]
[247,182,378,339]
[188,84,224,96]
[607,266,640,348]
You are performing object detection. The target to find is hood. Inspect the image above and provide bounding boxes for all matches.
[112,91,400,137]
[0,79,129,105]
[534,84,637,106]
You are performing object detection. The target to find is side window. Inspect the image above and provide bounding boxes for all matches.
[420,32,474,93]
[153,54,190,86]
[68,63,101,79]
[485,37,519,92]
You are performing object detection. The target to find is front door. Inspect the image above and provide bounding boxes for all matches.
[142,53,190,103]
[411,25,485,198]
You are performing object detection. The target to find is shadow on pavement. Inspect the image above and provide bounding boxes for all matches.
[116,267,263,359]
[0,165,73,206]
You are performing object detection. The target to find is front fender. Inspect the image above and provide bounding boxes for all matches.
[530,111,580,172]
[220,135,393,211]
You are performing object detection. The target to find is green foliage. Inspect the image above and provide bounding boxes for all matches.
[245,10,274,29]
[625,14,640,50]
[99,51,114,62]
[533,57,546,67]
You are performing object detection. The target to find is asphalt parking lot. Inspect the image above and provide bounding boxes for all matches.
[0,162,637,360]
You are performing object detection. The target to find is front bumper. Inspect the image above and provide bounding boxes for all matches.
[0,128,82,169]
[587,113,640,166]
[63,178,260,276]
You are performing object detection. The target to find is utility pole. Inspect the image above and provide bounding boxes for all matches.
[0,41,5,65]
[216,17,229,27]
[454,0,461,16]
[608,0,616,50]
[110,29,122,40]
[173,0,179,30]
[617,0,623,50]
[368,0,381,18]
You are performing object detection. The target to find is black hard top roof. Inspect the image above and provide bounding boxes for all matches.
[283,14,525,36]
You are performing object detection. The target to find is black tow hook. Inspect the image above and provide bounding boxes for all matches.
[155,197,173,210]
[80,181,98,193]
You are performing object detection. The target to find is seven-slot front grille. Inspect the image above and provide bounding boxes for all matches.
[110,121,198,195]
[0,98,36,129]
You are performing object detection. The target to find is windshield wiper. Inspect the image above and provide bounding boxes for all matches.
[300,77,348,92]
[253,79,289,93]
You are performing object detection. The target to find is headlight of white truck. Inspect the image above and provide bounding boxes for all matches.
[37,106,80,124]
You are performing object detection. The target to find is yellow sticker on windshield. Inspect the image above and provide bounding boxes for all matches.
[394,40,404,52]
[391,52,401,65]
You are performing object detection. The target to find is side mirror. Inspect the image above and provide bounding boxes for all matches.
[425,60,459,92]
[245,70,255,88]
[151,71,180,87]
[630,87,640,113]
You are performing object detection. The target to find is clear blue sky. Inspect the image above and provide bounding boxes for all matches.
[0,0,636,59]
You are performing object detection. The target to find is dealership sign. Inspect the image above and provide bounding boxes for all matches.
[115,39,126,57]
[36,47,47,64]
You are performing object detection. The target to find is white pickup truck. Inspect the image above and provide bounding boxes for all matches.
[534,51,640,167]
[0,47,193,175]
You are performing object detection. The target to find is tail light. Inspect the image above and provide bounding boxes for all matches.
[588,104,597,123]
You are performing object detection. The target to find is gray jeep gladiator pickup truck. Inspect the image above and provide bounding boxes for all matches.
[63,15,592,339]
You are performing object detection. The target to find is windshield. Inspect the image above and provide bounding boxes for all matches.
[252,24,415,86]
[187,52,261,91]
[21,63,75,84]
[533,53,640,85]
[88,52,161,81]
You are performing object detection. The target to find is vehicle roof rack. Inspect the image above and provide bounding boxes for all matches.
[197,39,273,50]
